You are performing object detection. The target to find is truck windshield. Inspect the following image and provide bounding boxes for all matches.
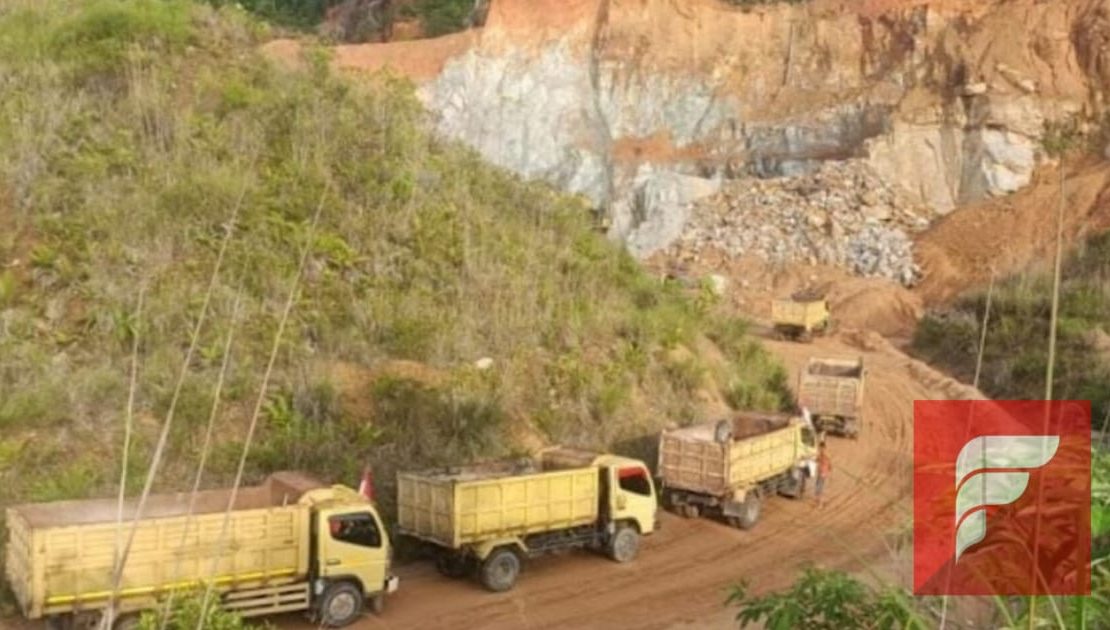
[618,467,652,496]
[329,512,382,548]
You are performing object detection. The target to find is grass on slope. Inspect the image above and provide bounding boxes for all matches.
[913,232,1110,424]
[0,0,790,555]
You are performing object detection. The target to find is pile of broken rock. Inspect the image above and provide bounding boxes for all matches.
[667,160,936,287]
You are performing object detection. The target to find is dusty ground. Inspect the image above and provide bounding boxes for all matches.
[915,160,1110,305]
[267,327,979,630]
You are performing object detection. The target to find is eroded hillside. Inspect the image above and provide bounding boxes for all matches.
[269,0,1110,271]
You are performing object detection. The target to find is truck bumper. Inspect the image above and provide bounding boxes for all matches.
[385,575,400,594]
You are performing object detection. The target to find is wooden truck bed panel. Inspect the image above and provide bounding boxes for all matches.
[799,358,865,418]
[4,510,33,619]
[4,474,319,619]
[660,414,805,497]
[657,435,727,495]
[728,424,803,487]
[398,466,599,549]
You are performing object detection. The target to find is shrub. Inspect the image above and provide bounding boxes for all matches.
[727,567,927,630]
[913,232,1110,423]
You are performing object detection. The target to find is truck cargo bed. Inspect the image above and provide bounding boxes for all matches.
[798,357,865,419]
[397,453,600,549]
[659,412,805,496]
[4,473,322,619]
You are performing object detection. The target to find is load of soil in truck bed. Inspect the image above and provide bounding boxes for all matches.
[407,448,606,483]
[807,360,864,378]
[668,411,794,442]
[9,472,323,528]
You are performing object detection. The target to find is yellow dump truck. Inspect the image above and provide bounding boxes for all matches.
[397,448,657,592]
[658,412,815,528]
[798,356,866,439]
[4,472,397,629]
[771,292,830,341]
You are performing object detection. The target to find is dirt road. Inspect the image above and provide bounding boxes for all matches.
[274,330,966,630]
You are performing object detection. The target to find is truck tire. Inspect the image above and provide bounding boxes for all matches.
[731,494,761,530]
[680,503,700,519]
[846,419,860,440]
[369,593,386,615]
[781,470,806,499]
[318,581,364,627]
[436,553,471,579]
[480,547,521,592]
[714,419,733,443]
[607,526,640,563]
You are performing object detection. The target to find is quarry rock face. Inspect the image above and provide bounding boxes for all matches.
[385,0,1110,270]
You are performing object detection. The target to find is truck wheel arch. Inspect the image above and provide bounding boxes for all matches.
[319,574,366,595]
[471,537,527,561]
[479,545,524,592]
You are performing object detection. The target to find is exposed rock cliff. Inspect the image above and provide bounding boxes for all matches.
[274,0,1110,268]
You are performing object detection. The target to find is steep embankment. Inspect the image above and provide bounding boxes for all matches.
[0,0,790,549]
[268,0,1110,270]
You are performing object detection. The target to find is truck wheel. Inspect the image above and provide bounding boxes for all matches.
[781,472,806,499]
[681,503,700,519]
[714,419,733,443]
[318,581,364,627]
[607,526,640,563]
[369,593,386,615]
[480,547,521,592]
[732,494,762,530]
[436,553,471,579]
[46,615,72,630]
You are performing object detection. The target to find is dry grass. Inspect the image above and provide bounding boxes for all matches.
[0,0,789,539]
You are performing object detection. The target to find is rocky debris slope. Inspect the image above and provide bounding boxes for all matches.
[668,161,934,286]
[280,0,1110,264]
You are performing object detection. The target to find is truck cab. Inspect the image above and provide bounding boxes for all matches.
[600,458,658,535]
[302,488,398,626]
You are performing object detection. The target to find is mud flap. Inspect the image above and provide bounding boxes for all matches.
[721,489,749,517]
[722,500,745,518]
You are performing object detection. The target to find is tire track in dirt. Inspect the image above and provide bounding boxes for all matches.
[272,329,970,630]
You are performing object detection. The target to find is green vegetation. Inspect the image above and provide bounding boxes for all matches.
[207,0,329,29]
[727,567,927,630]
[201,0,482,39]
[0,0,787,532]
[904,233,1110,628]
[913,232,1110,424]
[402,0,475,37]
[137,591,260,630]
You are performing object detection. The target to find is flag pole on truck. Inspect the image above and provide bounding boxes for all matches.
[359,466,374,502]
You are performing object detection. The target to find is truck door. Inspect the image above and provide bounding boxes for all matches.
[316,508,390,596]
[608,465,657,534]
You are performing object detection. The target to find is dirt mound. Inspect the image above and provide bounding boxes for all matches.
[915,160,1110,305]
[649,250,921,339]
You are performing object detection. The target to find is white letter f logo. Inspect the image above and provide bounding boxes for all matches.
[953,435,1059,562]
